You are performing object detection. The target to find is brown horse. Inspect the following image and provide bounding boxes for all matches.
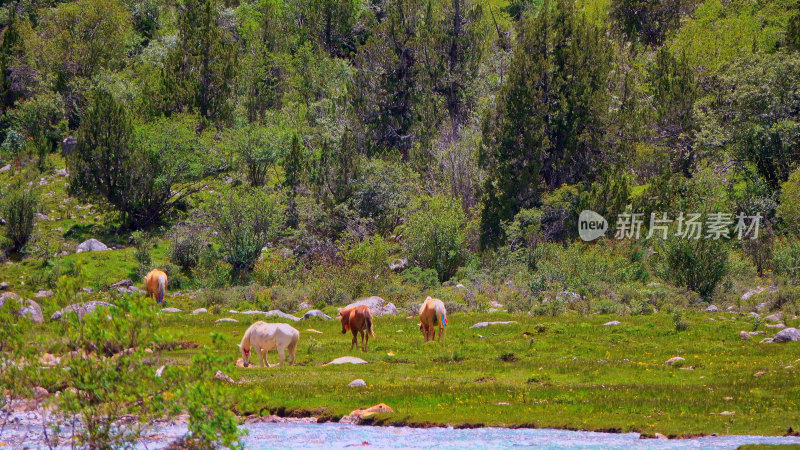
[336,305,375,351]
[144,269,168,304]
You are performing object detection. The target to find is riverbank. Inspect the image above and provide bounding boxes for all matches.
[13,306,800,439]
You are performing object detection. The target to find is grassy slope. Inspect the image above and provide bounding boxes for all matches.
[28,302,798,437]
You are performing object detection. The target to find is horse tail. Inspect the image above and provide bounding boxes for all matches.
[366,309,375,338]
[157,273,167,303]
[441,313,448,328]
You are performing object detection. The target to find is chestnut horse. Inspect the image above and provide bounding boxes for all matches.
[419,296,448,342]
[144,269,168,304]
[336,305,375,351]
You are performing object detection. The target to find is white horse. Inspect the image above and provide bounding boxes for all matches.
[238,321,299,367]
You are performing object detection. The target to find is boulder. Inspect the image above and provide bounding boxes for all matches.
[297,301,313,310]
[161,308,182,313]
[240,310,266,315]
[215,318,238,323]
[340,296,398,317]
[773,328,800,343]
[665,357,685,365]
[469,321,516,329]
[765,312,783,323]
[110,280,133,289]
[741,286,767,301]
[214,370,236,383]
[0,164,10,172]
[76,239,109,253]
[348,379,367,388]
[265,310,302,322]
[34,290,53,298]
[0,293,44,323]
[339,403,393,424]
[50,301,114,321]
[117,288,133,295]
[302,310,331,320]
[325,356,368,365]
[739,331,751,340]
[705,305,719,312]
[766,323,786,329]
[389,258,408,272]
[61,136,77,156]
[603,321,621,326]
[192,308,207,315]
[760,338,774,344]
[0,282,8,290]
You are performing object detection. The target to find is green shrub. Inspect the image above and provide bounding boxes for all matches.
[351,158,419,234]
[207,188,284,277]
[662,238,729,299]
[672,310,688,331]
[253,248,297,287]
[169,226,205,273]
[401,195,466,281]
[1,185,38,252]
[774,238,800,280]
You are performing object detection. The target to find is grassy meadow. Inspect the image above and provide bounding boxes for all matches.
[20,297,800,437]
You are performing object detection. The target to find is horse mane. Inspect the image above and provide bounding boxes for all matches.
[239,325,252,350]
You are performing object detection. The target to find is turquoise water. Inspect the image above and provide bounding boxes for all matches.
[230,423,800,449]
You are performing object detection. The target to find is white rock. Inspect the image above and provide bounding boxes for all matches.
[76,239,109,253]
[469,321,516,329]
[348,379,367,387]
[192,308,207,315]
[325,356,368,365]
[603,321,621,326]
[216,318,238,323]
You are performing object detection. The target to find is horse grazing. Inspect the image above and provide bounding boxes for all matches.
[238,321,299,367]
[144,270,168,304]
[336,305,375,351]
[419,296,448,342]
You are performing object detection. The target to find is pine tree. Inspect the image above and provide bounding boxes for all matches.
[161,0,237,124]
[0,5,22,112]
[478,0,613,247]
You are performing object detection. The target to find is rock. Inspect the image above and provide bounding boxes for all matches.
[741,286,767,301]
[240,310,266,315]
[34,290,53,298]
[55,168,68,177]
[229,310,239,314]
[603,321,621,326]
[749,331,765,336]
[389,258,408,272]
[0,282,8,290]
[749,312,760,318]
[773,327,800,343]
[61,136,77,156]
[297,301,313,310]
[110,280,133,289]
[265,310,301,322]
[215,318,238,323]
[341,296,398,317]
[726,306,736,312]
[339,403,393,424]
[214,370,235,383]
[348,379,367,387]
[130,286,145,294]
[0,293,44,323]
[302,310,331,320]
[161,307,182,313]
[117,287,133,295]
[765,312,783,323]
[654,433,668,440]
[718,411,735,416]
[754,371,765,377]
[38,353,61,366]
[50,301,113,321]
[766,323,786,329]
[760,338,774,344]
[469,321,516,329]
[35,213,50,221]
[557,290,581,303]
[325,356,368,365]
[191,308,207,315]
[33,386,49,401]
[82,287,94,295]
[76,239,109,253]
[490,301,504,308]
[155,365,166,377]
[665,357,685,365]
[705,305,719,312]
[740,331,751,340]
[757,302,770,312]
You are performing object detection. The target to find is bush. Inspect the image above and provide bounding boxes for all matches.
[774,238,800,280]
[662,238,729,299]
[1,185,38,252]
[207,188,284,277]
[169,226,205,272]
[252,248,297,287]
[401,195,466,281]
[351,158,419,234]
[672,309,688,331]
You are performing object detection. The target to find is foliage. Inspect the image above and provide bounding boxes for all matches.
[774,237,800,281]
[479,0,613,247]
[350,158,420,234]
[662,238,729,299]
[1,183,38,252]
[611,0,690,46]
[169,225,206,273]
[68,90,204,228]
[206,188,284,276]
[400,195,466,281]
[778,168,800,234]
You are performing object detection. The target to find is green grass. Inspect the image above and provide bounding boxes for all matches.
[25,306,800,436]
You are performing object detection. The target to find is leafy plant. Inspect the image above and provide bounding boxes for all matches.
[1,184,38,252]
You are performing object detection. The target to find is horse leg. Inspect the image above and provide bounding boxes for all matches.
[277,346,286,367]
[363,330,369,352]
[351,330,357,350]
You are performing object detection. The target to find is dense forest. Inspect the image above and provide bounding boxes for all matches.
[1,0,800,314]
